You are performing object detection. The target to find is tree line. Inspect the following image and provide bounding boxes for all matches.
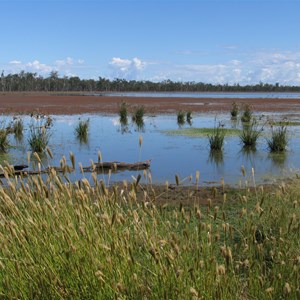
[1,70,300,93]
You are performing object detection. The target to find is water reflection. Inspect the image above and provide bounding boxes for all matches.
[269,152,287,168]
[240,147,257,165]
[208,150,224,167]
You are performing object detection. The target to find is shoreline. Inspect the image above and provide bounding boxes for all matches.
[0,92,300,115]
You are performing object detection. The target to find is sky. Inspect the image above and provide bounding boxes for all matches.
[1,0,300,85]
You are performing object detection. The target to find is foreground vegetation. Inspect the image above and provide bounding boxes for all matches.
[0,161,299,299]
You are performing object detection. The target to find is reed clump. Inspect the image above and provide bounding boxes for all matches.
[267,125,288,152]
[75,118,89,143]
[177,110,185,126]
[239,121,262,148]
[119,101,128,125]
[0,128,9,152]
[0,156,299,299]
[132,105,144,123]
[12,117,24,137]
[230,102,239,118]
[186,111,192,124]
[208,123,226,151]
[241,104,253,123]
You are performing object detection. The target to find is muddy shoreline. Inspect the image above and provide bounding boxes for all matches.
[0,92,300,115]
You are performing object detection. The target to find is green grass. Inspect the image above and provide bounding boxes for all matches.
[230,101,239,118]
[267,126,288,152]
[270,121,300,126]
[241,104,253,123]
[75,119,89,143]
[177,110,186,126]
[28,125,51,152]
[165,127,241,137]
[239,122,262,148]
[0,165,299,299]
[119,101,128,125]
[0,129,9,152]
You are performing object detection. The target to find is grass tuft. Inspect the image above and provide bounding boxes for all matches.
[230,102,239,118]
[239,121,262,148]
[208,123,226,151]
[0,129,9,152]
[177,110,185,126]
[267,125,288,152]
[119,101,128,125]
[241,104,253,123]
[75,119,89,143]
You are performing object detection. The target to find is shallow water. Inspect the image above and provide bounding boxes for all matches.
[99,92,300,99]
[2,112,300,186]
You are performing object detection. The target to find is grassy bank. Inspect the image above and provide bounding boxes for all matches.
[0,167,299,299]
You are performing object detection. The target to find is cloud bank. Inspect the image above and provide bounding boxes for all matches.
[2,50,300,85]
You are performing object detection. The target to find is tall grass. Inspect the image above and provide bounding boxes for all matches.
[119,101,128,125]
[28,125,51,152]
[267,125,288,152]
[177,110,185,126]
[132,106,145,131]
[208,123,226,151]
[0,128,9,152]
[12,117,24,137]
[230,101,239,118]
[132,105,144,123]
[0,163,299,299]
[241,104,253,123]
[239,121,262,148]
[75,119,89,143]
[186,111,192,126]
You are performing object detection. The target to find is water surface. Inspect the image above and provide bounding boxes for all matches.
[3,112,300,186]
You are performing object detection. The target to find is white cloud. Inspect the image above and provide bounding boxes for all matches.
[26,60,52,73]
[78,59,85,64]
[109,57,148,79]
[9,60,22,65]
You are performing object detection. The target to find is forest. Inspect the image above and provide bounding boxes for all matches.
[1,70,300,93]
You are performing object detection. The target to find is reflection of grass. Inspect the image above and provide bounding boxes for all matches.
[165,127,240,137]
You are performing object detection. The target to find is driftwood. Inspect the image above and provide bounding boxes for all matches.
[0,160,151,177]
[83,160,151,172]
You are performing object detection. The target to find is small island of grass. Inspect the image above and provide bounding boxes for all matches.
[165,127,241,137]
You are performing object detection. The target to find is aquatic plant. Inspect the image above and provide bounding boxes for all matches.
[75,118,89,143]
[132,105,145,123]
[0,129,9,152]
[186,111,192,125]
[12,117,24,137]
[267,125,288,152]
[27,115,53,153]
[177,110,185,126]
[241,104,253,123]
[230,102,239,118]
[28,125,51,153]
[208,123,226,151]
[239,121,262,148]
[119,101,128,125]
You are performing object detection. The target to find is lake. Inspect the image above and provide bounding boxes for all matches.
[2,110,300,187]
[97,92,300,99]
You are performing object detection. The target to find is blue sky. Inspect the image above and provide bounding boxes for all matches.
[1,0,300,85]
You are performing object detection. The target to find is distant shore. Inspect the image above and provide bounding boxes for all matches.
[0,92,300,115]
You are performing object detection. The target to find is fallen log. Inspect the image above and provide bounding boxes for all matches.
[83,160,151,172]
[0,160,151,178]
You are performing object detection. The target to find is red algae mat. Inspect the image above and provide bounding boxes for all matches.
[0,92,300,115]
